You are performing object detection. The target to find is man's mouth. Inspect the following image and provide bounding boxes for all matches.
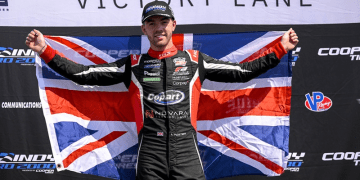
[155,35,165,40]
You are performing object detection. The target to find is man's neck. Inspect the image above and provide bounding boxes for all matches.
[148,45,178,59]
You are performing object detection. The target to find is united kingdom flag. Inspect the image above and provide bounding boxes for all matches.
[36,31,291,180]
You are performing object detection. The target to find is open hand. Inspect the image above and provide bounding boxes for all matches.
[25,29,46,54]
[281,28,299,52]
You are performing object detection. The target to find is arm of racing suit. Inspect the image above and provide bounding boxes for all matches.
[200,42,287,83]
[40,45,131,87]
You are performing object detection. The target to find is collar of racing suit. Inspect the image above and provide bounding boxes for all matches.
[148,45,178,59]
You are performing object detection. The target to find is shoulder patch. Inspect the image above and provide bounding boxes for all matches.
[131,54,141,66]
[186,50,199,63]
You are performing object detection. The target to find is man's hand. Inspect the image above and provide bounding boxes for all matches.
[281,28,299,52]
[25,29,47,54]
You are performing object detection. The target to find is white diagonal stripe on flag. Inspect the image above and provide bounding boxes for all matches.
[41,78,128,92]
[56,36,116,63]
[201,77,292,91]
[220,31,285,63]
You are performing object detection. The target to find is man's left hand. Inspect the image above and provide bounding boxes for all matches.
[281,28,299,52]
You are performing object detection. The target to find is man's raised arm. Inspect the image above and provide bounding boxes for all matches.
[201,28,299,83]
[25,29,131,86]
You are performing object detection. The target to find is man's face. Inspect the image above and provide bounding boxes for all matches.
[141,16,176,51]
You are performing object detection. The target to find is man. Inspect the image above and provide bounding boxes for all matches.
[25,1,298,179]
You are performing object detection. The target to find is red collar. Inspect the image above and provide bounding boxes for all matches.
[148,46,178,59]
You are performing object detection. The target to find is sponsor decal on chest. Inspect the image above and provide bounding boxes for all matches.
[173,81,189,86]
[157,132,164,136]
[173,67,189,75]
[143,77,161,82]
[144,71,160,77]
[144,59,161,64]
[172,76,190,81]
[144,63,161,69]
[147,90,185,105]
[173,57,187,66]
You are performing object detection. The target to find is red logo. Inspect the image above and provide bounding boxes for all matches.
[157,132,164,136]
[145,110,154,118]
[305,92,332,112]
[174,67,188,72]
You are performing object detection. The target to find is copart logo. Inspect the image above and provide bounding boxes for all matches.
[305,92,332,112]
[322,152,360,166]
[147,90,185,105]
[318,46,360,61]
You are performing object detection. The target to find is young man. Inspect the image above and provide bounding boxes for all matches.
[26,1,298,179]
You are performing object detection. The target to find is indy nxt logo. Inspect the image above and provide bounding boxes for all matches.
[0,153,55,173]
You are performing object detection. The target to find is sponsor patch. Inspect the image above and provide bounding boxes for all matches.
[173,57,187,66]
[157,132,164,136]
[305,92,332,112]
[143,77,161,82]
[145,5,166,13]
[147,90,185,105]
[173,76,190,81]
[144,64,161,69]
[144,71,160,77]
[145,110,154,118]
[173,81,189,86]
[173,67,189,75]
[144,59,161,64]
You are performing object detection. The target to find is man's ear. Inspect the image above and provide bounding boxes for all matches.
[141,25,147,35]
[172,20,177,32]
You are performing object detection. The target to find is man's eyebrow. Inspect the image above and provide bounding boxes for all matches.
[146,19,154,23]
[161,17,170,21]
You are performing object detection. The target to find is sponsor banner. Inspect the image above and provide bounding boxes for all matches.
[0,47,35,66]
[0,153,55,174]
[318,46,360,62]
[0,0,360,26]
[305,92,332,112]
[285,152,305,172]
[1,102,42,108]
[322,152,360,166]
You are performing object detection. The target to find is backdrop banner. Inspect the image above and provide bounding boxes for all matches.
[1,0,360,180]
[1,0,360,26]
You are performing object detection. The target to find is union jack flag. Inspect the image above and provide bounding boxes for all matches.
[36,31,291,180]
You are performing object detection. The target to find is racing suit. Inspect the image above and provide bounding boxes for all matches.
[40,42,287,180]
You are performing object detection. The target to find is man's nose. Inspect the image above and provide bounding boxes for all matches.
[154,23,164,31]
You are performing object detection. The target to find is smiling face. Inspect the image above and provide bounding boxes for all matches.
[141,16,176,51]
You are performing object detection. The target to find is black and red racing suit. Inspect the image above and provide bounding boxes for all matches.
[40,42,287,180]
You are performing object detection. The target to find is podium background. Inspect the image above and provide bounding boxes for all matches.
[1,0,359,179]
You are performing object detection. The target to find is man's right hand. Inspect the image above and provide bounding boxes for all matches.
[25,29,47,55]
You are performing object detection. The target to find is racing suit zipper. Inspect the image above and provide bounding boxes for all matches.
[163,57,171,170]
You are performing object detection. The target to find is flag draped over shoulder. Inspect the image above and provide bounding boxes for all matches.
[35,31,292,180]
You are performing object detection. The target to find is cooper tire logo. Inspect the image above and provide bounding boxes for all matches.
[147,90,185,105]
